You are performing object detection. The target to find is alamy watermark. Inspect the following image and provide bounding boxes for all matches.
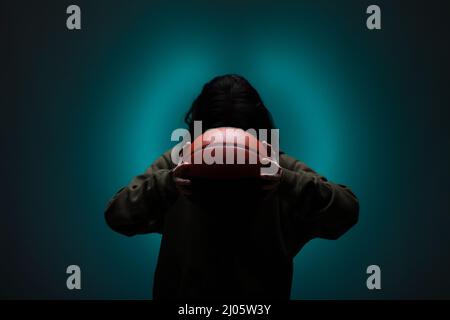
[170,121,280,175]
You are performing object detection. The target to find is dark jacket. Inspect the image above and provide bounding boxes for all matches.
[105,151,359,299]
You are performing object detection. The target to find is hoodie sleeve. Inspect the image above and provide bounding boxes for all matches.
[104,151,178,236]
[278,157,359,249]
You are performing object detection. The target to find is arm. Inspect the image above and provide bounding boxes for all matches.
[104,152,178,236]
[278,157,359,243]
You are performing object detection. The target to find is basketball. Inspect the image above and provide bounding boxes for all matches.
[181,127,267,179]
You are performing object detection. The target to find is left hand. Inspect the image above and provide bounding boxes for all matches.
[260,141,282,191]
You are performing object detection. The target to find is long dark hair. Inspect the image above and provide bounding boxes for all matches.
[184,75,276,136]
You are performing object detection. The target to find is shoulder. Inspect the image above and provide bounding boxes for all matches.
[279,153,315,173]
[279,153,301,170]
[150,150,176,171]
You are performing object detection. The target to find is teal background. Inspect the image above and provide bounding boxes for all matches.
[2,0,450,298]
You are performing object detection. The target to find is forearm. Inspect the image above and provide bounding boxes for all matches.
[279,167,359,240]
[104,169,178,236]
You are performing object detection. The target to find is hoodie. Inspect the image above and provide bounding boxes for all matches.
[105,151,359,299]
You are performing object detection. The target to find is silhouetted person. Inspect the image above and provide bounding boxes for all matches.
[105,74,359,299]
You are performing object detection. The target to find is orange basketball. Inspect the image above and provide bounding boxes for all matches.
[181,127,267,179]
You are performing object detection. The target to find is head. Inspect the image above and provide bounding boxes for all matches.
[185,74,276,136]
